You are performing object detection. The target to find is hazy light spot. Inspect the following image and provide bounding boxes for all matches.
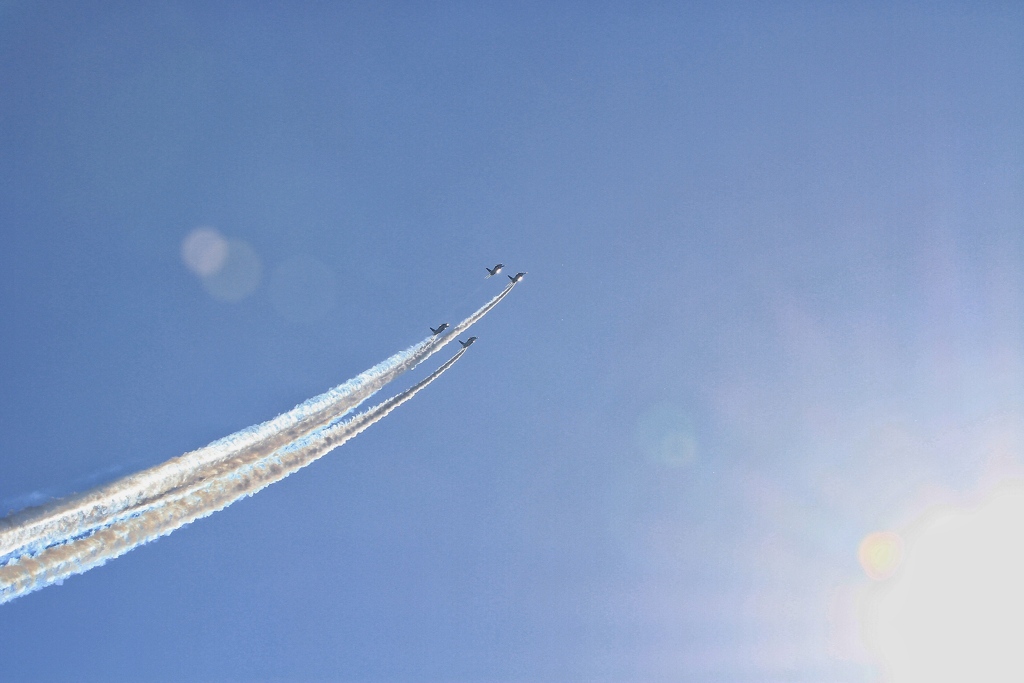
[858,531,903,581]
[181,227,229,277]
[269,256,337,324]
[863,485,1024,682]
[202,239,262,302]
[636,404,698,468]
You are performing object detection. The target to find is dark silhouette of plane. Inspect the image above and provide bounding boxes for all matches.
[508,272,526,283]
[459,337,477,348]
[485,263,504,278]
[430,323,449,335]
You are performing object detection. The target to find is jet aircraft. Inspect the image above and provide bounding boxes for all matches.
[508,272,526,283]
[430,323,449,335]
[459,337,477,348]
[485,263,504,278]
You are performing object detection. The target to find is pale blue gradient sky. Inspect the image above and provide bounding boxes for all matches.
[1,3,1022,681]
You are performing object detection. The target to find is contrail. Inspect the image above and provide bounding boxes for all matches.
[69,346,472,549]
[0,341,426,563]
[0,281,517,565]
[0,346,468,605]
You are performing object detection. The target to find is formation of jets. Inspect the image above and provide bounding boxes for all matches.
[429,265,525,348]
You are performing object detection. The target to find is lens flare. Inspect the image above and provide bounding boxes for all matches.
[181,228,263,302]
[858,531,903,581]
[181,227,228,277]
[863,485,1024,682]
[201,239,262,302]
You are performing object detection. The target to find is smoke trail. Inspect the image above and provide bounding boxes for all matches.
[0,347,469,605]
[71,345,471,545]
[0,280,517,564]
[0,341,425,562]
[112,346,470,533]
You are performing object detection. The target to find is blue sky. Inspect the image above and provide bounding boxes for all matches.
[1,2,1022,681]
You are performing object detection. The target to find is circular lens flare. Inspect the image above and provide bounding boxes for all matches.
[202,239,262,302]
[859,531,904,581]
[863,485,1024,682]
[181,227,229,277]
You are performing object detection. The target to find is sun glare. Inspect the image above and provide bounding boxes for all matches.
[859,531,904,581]
[864,485,1024,682]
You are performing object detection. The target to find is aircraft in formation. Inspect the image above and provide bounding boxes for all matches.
[428,266,523,346]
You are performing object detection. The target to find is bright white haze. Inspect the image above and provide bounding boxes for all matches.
[867,486,1024,682]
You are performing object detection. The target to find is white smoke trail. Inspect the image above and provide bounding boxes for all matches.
[76,345,471,541]
[0,280,517,564]
[0,347,469,605]
[0,341,424,562]
[104,346,471,537]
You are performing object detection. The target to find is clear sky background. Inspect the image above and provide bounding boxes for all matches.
[0,2,1022,681]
